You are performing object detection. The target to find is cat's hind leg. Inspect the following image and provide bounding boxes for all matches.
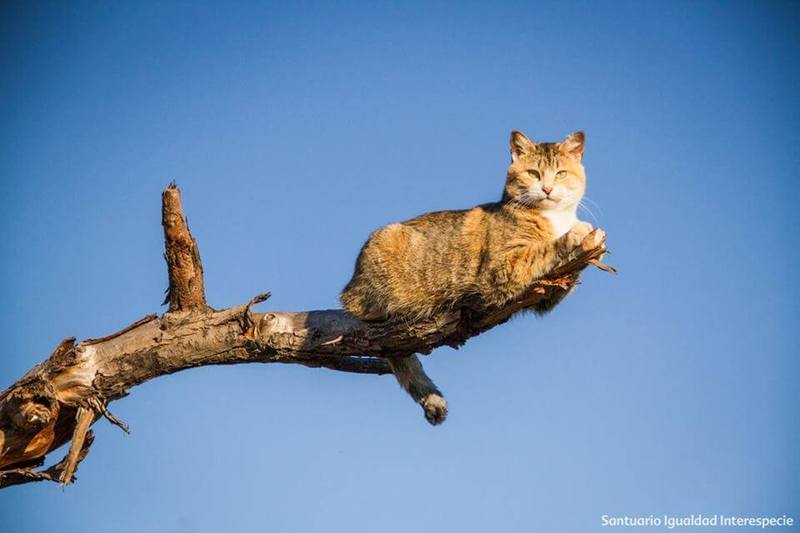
[388,354,447,425]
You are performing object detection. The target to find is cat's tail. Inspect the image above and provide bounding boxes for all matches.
[388,355,448,425]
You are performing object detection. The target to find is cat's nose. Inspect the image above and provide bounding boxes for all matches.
[542,185,553,195]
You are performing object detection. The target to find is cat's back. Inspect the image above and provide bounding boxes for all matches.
[370,202,501,258]
[341,203,499,321]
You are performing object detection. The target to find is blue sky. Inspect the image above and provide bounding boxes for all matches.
[1,1,797,531]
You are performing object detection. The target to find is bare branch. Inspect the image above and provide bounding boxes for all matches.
[162,184,208,312]
[58,406,95,485]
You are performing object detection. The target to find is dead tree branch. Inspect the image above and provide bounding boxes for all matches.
[162,182,209,312]
[0,185,613,489]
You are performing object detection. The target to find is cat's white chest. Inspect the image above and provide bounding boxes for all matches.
[541,209,578,239]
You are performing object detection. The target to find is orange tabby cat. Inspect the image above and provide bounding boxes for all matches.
[341,131,601,424]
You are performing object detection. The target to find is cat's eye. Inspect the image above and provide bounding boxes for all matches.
[527,169,540,179]
[556,170,569,180]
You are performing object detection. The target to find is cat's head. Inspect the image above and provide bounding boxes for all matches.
[503,130,586,211]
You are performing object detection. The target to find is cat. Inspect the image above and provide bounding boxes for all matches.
[341,130,598,425]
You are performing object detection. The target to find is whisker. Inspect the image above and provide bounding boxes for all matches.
[578,201,599,224]
[582,195,604,215]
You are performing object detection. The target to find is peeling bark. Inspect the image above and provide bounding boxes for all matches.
[0,185,613,488]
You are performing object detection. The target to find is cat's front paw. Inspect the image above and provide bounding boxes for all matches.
[565,221,594,249]
[581,228,606,251]
[421,393,448,426]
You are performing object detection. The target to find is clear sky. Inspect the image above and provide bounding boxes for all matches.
[1,1,797,531]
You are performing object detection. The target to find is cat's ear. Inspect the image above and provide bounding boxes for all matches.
[561,131,585,161]
[510,130,536,162]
